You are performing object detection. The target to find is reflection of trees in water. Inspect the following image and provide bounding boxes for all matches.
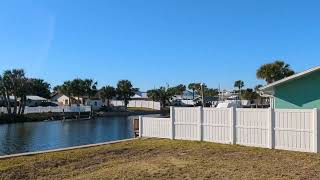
[0,117,135,155]
[0,123,38,155]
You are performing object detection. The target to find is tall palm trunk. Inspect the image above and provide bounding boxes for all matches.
[18,96,26,115]
[18,99,22,115]
[192,89,195,99]
[4,92,11,116]
[13,96,17,116]
[107,99,110,108]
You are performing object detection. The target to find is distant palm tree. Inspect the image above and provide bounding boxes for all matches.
[100,85,116,107]
[257,60,294,84]
[188,83,204,99]
[234,80,244,92]
[188,83,197,99]
[116,80,135,108]
[59,81,73,106]
[234,80,244,101]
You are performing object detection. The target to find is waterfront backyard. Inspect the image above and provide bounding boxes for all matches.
[1,139,320,179]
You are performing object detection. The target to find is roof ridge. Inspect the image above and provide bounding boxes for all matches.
[260,66,320,91]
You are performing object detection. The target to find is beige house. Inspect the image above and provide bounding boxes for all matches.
[51,94,70,106]
[51,93,87,106]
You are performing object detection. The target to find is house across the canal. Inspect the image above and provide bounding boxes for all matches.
[260,66,320,109]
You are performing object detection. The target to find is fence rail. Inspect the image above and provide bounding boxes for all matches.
[0,106,92,114]
[140,107,320,153]
[110,100,161,110]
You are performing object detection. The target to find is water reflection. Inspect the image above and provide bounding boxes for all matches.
[0,116,134,155]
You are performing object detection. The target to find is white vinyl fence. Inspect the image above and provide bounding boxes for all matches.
[140,117,172,139]
[139,107,320,153]
[0,106,92,114]
[110,100,161,110]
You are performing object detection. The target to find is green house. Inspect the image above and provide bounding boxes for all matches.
[260,66,320,109]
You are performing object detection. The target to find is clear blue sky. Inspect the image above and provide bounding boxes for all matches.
[1,0,319,91]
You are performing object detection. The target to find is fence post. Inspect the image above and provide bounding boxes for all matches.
[313,108,318,153]
[139,116,143,138]
[170,106,175,140]
[230,106,236,144]
[198,106,203,141]
[268,108,275,149]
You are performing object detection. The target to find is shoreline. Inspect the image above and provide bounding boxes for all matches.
[0,109,168,124]
[0,138,137,159]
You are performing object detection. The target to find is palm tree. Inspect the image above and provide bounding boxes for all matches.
[0,69,43,118]
[70,79,86,104]
[257,60,295,84]
[59,81,73,106]
[100,85,116,107]
[29,79,51,99]
[116,80,135,108]
[188,83,204,99]
[147,87,175,108]
[188,83,197,99]
[84,79,98,99]
[147,89,158,101]
[1,69,26,117]
[234,80,244,102]
[234,80,244,92]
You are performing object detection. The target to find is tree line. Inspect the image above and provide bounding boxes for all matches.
[0,60,295,119]
[53,79,137,108]
[0,69,51,119]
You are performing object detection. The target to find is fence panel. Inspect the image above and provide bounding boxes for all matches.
[174,107,200,140]
[236,108,269,148]
[141,117,171,138]
[110,100,161,110]
[154,102,161,110]
[140,107,319,153]
[202,108,231,143]
[274,109,314,152]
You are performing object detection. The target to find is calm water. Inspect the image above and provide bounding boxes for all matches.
[0,116,135,155]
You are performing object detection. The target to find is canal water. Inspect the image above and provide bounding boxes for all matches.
[0,116,136,155]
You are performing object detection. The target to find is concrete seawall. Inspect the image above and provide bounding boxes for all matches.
[0,138,137,159]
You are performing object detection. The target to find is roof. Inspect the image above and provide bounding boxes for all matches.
[27,95,48,101]
[260,66,320,92]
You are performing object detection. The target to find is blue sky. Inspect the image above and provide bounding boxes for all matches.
[0,0,319,91]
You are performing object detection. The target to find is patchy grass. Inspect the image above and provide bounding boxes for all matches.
[0,139,320,179]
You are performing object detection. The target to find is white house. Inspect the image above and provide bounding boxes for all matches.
[51,94,72,106]
[172,90,199,101]
[85,98,103,110]
[170,90,200,106]
[131,91,149,100]
[26,95,48,107]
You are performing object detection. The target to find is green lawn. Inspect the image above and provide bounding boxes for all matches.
[0,139,320,179]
